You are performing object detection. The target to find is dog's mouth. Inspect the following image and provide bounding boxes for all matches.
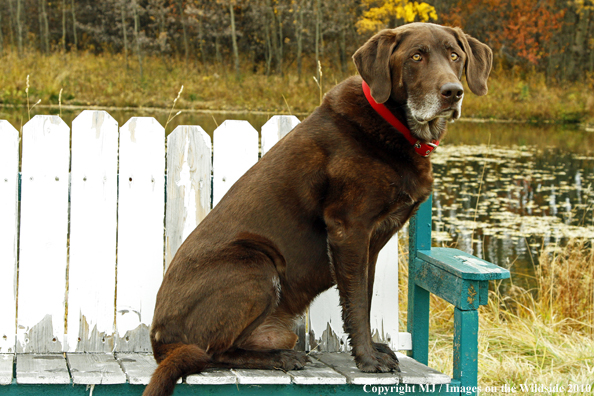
[414,108,460,124]
[406,107,460,142]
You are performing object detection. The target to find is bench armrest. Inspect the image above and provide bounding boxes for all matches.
[414,248,510,310]
[406,195,510,396]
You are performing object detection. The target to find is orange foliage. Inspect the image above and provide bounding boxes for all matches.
[441,0,565,65]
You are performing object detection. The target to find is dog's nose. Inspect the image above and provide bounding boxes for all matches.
[440,83,464,103]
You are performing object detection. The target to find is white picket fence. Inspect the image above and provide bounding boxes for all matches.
[0,110,408,355]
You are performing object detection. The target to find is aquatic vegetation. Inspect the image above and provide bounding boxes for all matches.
[431,143,594,284]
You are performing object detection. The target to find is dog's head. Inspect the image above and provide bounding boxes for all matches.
[353,23,492,142]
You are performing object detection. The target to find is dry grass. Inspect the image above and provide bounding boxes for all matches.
[0,49,322,114]
[1,49,594,125]
[398,234,594,394]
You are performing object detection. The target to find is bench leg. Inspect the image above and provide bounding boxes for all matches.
[453,308,478,395]
[407,282,430,365]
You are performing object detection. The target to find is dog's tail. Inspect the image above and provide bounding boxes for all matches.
[142,343,210,396]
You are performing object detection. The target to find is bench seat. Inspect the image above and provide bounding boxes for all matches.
[1,352,453,390]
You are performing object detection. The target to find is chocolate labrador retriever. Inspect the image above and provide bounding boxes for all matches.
[143,22,492,396]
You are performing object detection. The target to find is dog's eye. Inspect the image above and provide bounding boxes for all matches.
[451,52,460,61]
[412,54,422,61]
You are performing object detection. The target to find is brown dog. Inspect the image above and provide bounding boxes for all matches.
[143,22,492,396]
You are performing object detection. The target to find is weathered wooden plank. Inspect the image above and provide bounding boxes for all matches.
[260,115,300,156]
[116,353,157,385]
[67,353,126,384]
[165,125,212,269]
[413,258,477,310]
[417,248,510,280]
[314,352,399,385]
[396,352,450,385]
[186,369,237,385]
[0,354,13,385]
[231,369,292,385]
[17,116,70,353]
[212,120,258,206]
[67,111,119,353]
[371,236,400,350]
[0,121,19,354]
[453,308,478,390]
[116,117,165,352]
[288,356,346,385]
[16,354,70,384]
[309,287,348,352]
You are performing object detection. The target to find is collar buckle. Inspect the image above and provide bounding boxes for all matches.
[414,140,438,157]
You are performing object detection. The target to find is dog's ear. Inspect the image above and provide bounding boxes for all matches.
[353,29,400,104]
[453,28,493,96]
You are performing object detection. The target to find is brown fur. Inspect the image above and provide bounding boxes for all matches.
[143,23,492,396]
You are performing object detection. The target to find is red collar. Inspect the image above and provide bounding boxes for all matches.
[362,80,439,157]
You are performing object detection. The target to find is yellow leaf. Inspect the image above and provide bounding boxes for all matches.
[357,0,438,34]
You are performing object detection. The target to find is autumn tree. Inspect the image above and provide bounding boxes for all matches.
[357,0,438,34]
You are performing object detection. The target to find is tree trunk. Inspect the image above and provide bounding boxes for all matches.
[38,0,43,52]
[339,26,347,76]
[177,0,189,65]
[62,0,67,52]
[296,1,304,79]
[215,34,223,73]
[266,0,280,74]
[132,1,143,78]
[276,6,283,75]
[16,0,23,56]
[0,9,4,55]
[121,1,129,68]
[7,0,15,47]
[39,0,50,53]
[264,13,272,76]
[314,0,321,79]
[229,2,240,81]
[71,0,78,49]
[197,13,208,71]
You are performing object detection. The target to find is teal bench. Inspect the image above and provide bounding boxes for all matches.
[0,113,509,395]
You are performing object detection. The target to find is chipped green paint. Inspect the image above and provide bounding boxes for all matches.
[453,309,479,394]
[467,285,477,306]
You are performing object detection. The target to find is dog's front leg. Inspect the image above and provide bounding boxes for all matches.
[325,217,399,373]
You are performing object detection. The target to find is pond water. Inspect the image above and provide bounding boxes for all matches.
[433,122,594,289]
[2,106,593,288]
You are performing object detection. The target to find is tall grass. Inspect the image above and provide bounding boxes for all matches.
[1,49,593,124]
[398,234,594,394]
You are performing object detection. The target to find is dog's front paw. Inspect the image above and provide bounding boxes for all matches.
[276,350,310,371]
[373,342,400,368]
[355,346,400,373]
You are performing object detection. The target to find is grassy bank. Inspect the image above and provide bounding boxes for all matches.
[1,50,593,125]
[398,236,594,394]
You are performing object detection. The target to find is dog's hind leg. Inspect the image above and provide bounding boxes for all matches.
[211,347,309,370]
[209,308,308,370]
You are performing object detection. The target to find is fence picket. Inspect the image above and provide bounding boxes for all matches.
[0,121,19,353]
[165,125,212,269]
[116,117,165,352]
[67,111,119,352]
[309,287,349,352]
[261,115,300,156]
[212,120,258,206]
[370,236,400,350]
[17,116,70,353]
